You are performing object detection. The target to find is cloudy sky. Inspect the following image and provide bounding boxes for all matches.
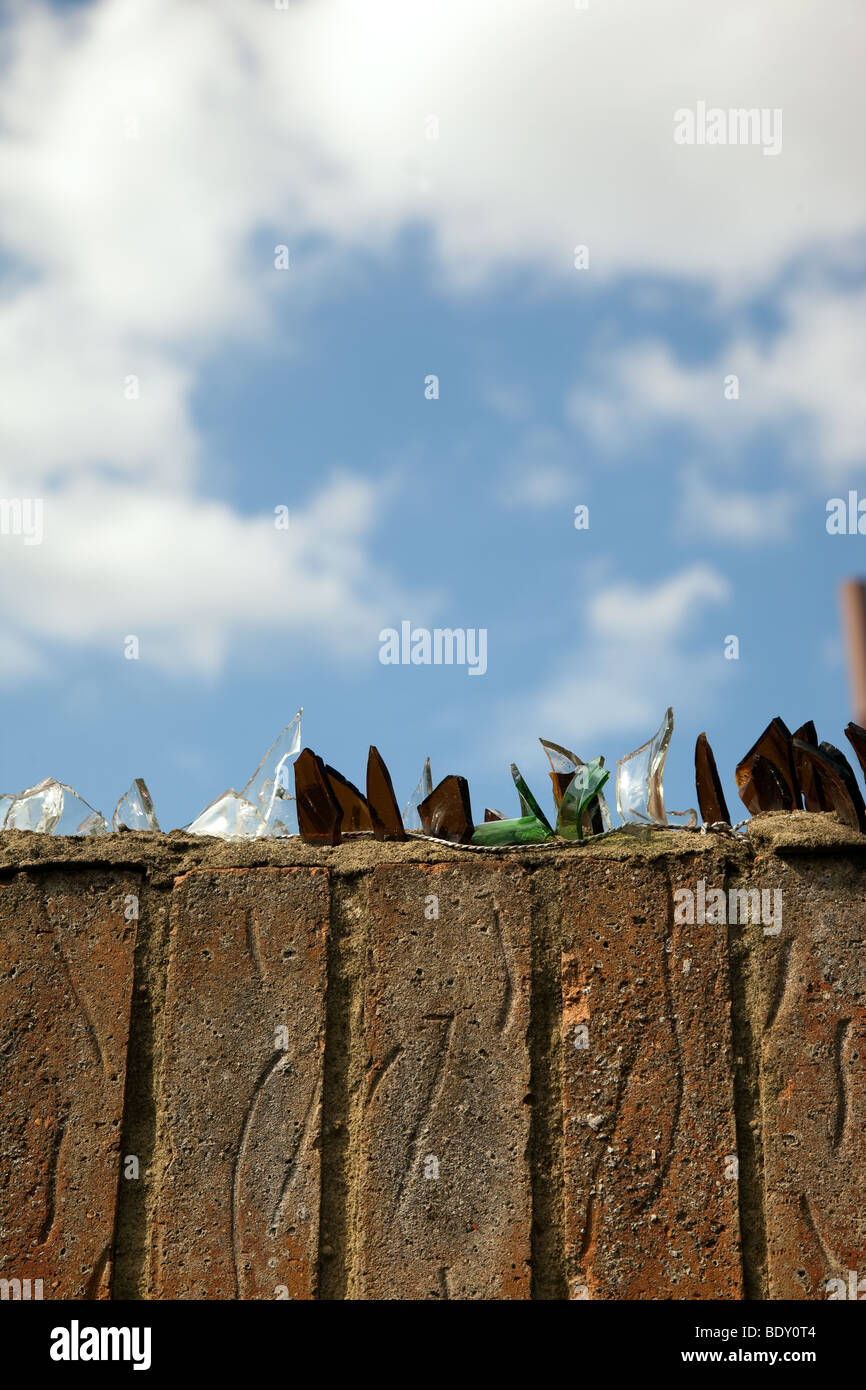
[1,0,864,829]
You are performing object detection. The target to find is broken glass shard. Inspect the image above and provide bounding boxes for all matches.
[3,777,64,832]
[2,777,108,835]
[792,741,860,830]
[616,708,674,825]
[694,733,730,825]
[295,749,342,845]
[739,754,793,814]
[484,808,507,821]
[844,722,866,785]
[510,764,553,833]
[541,738,611,834]
[402,757,433,831]
[818,742,866,831]
[55,792,109,836]
[187,790,266,840]
[472,813,553,846]
[556,758,610,841]
[540,739,582,806]
[735,717,801,814]
[113,778,160,832]
[241,710,302,836]
[366,746,407,841]
[792,723,822,812]
[324,764,371,833]
[555,760,607,841]
[418,774,474,843]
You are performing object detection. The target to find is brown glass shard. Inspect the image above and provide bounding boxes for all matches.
[294,748,342,845]
[791,722,822,811]
[792,740,861,831]
[366,746,407,841]
[484,808,507,822]
[792,726,866,828]
[819,742,866,831]
[694,733,730,825]
[735,718,801,814]
[738,754,793,814]
[549,771,573,806]
[844,722,866,783]
[324,764,371,833]
[418,775,474,844]
[792,746,823,813]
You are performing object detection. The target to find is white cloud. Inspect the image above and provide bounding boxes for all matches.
[0,0,434,677]
[0,0,863,680]
[568,282,866,480]
[492,565,731,763]
[0,472,419,679]
[676,468,796,543]
[502,464,572,508]
[498,428,576,508]
[274,0,866,290]
[2,0,863,376]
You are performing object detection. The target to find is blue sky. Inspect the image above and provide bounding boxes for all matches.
[1,0,865,831]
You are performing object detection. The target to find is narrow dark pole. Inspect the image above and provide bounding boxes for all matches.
[840,578,866,727]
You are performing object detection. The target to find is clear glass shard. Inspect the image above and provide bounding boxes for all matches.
[68,808,110,836]
[240,709,302,836]
[2,777,108,835]
[540,739,582,778]
[268,799,299,837]
[3,777,65,832]
[594,790,613,833]
[403,757,433,830]
[186,790,267,840]
[0,794,14,827]
[54,786,109,835]
[616,708,674,826]
[112,778,160,832]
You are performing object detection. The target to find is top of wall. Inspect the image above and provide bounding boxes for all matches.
[0,811,863,880]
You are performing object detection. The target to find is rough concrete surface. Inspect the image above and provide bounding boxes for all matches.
[0,813,864,1300]
[150,868,328,1299]
[750,855,866,1299]
[355,863,532,1299]
[560,853,742,1299]
[0,869,139,1298]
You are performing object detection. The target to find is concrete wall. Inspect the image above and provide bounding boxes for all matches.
[1,812,864,1300]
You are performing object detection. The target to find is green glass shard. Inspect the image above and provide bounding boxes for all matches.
[556,759,610,841]
[540,737,612,833]
[471,813,553,846]
[509,763,553,832]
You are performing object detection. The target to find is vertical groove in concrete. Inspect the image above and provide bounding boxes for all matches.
[112,875,173,1299]
[528,864,567,1299]
[317,872,366,1300]
[725,858,769,1300]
